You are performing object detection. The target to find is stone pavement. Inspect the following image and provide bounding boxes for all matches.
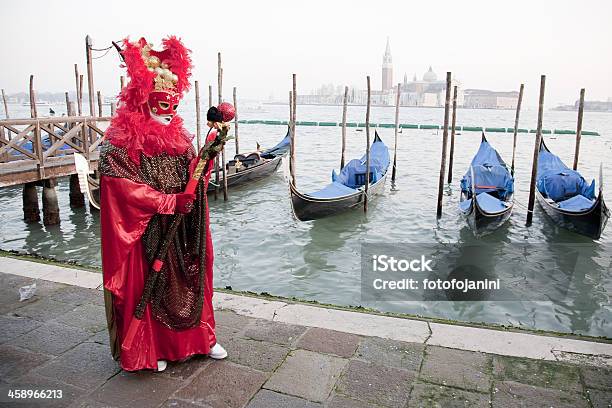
[0,271,611,408]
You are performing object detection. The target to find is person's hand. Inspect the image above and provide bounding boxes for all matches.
[175,192,196,214]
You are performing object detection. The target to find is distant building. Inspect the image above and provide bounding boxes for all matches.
[553,98,612,112]
[381,38,393,92]
[463,89,519,109]
[398,67,463,107]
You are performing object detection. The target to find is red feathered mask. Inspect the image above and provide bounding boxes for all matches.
[106,36,195,164]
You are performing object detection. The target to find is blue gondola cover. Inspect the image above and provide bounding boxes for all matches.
[460,139,514,200]
[537,148,595,202]
[306,136,390,198]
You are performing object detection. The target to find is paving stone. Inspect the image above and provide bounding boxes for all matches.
[580,365,612,391]
[356,336,424,371]
[163,398,213,407]
[0,287,25,314]
[160,355,212,381]
[69,398,124,408]
[0,373,86,408]
[85,329,110,345]
[225,338,289,372]
[493,381,589,408]
[296,327,361,358]
[214,310,254,330]
[326,393,381,408]
[49,285,105,306]
[0,272,32,288]
[8,321,91,355]
[215,324,243,342]
[89,370,183,407]
[420,346,491,392]
[9,297,76,322]
[175,361,267,408]
[335,360,415,408]
[36,342,120,389]
[246,389,322,408]
[55,303,107,333]
[264,349,346,402]
[408,382,490,407]
[493,355,582,392]
[0,344,52,382]
[587,388,612,408]
[243,319,306,346]
[0,315,41,344]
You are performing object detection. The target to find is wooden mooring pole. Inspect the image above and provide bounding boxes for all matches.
[1,89,8,118]
[526,75,546,226]
[195,80,201,151]
[391,82,400,183]
[85,36,95,118]
[364,76,371,213]
[29,75,37,118]
[74,64,82,116]
[233,87,239,155]
[68,101,85,209]
[97,91,103,117]
[78,75,84,116]
[218,52,228,201]
[447,85,458,184]
[290,75,297,186]
[573,88,585,171]
[511,83,525,174]
[436,72,452,219]
[340,85,348,170]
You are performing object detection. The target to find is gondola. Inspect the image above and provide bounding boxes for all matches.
[459,133,514,236]
[535,140,609,239]
[289,132,390,221]
[207,128,290,193]
[73,130,291,209]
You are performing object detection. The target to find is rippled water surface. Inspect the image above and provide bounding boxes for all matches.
[1,103,611,337]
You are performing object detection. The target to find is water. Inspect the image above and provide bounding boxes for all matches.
[1,103,611,337]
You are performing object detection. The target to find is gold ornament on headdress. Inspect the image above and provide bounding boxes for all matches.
[141,43,179,92]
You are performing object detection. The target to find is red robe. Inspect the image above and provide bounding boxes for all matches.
[100,130,217,372]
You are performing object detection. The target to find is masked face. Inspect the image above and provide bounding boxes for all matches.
[147,91,180,125]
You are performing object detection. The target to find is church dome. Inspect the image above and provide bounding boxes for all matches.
[423,66,437,82]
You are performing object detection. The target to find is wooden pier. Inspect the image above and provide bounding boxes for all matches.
[0,115,110,225]
[0,115,109,187]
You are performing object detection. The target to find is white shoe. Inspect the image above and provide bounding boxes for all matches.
[208,343,227,360]
[155,360,167,372]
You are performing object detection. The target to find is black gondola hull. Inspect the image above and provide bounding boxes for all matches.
[536,190,609,239]
[290,174,387,221]
[464,199,513,237]
[207,155,283,193]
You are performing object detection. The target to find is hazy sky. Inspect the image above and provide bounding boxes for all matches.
[2,0,611,106]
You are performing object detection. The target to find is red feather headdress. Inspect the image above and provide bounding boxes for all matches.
[106,36,194,164]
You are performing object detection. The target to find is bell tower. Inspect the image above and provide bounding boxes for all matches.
[382,37,393,91]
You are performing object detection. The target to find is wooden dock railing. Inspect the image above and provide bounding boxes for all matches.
[0,115,110,187]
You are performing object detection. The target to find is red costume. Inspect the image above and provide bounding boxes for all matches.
[100,37,218,371]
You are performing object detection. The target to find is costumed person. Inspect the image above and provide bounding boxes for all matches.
[99,36,230,372]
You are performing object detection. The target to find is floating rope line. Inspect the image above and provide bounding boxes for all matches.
[236,119,600,136]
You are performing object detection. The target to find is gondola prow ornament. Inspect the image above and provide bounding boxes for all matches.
[99,36,231,372]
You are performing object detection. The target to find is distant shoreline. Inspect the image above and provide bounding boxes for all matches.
[262,102,517,110]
